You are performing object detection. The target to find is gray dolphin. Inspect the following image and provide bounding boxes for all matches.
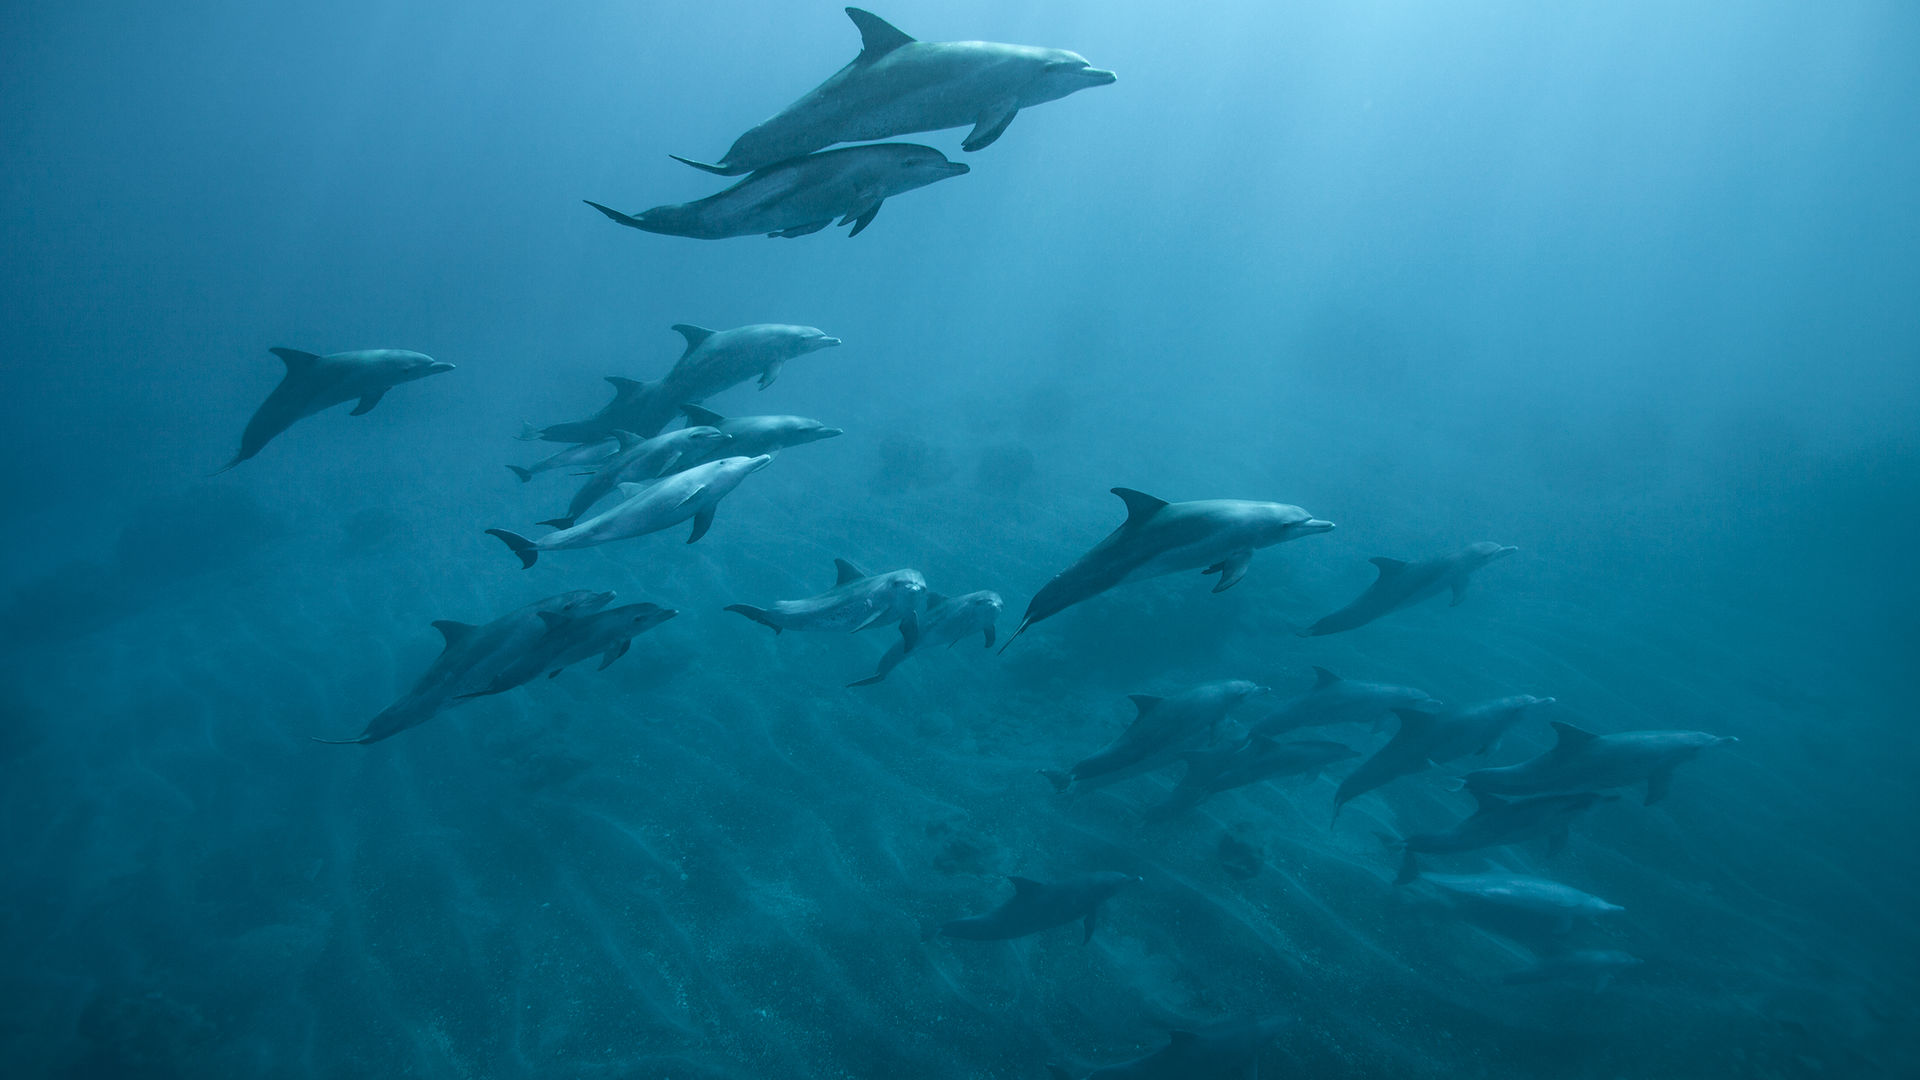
[1394,852,1624,933]
[1462,723,1739,805]
[1395,789,1616,870]
[1302,542,1517,636]
[518,377,655,445]
[540,427,730,530]
[504,436,618,483]
[672,8,1116,176]
[487,454,773,567]
[586,143,967,241]
[312,589,614,745]
[940,871,1140,944]
[459,602,677,699]
[1042,681,1267,795]
[1002,488,1334,651]
[220,347,453,471]
[1249,667,1439,738]
[1046,1016,1285,1080]
[726,558,927,634]
[848,589,1002,686]
[1502,949,1642,990]
[678,405,843,465]
[1146,737,1358,820]
[1333,695,1556,817]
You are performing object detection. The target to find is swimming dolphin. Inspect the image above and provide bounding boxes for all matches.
[541,427,730,530]
[941,871,1140,944]
[312,589,614,745]
[518,377,657,445]
[458,603,677,699]
[504,436,618,483]
[1395,789,1615,870]
[1001,488,1334,651]
[220,347,453,471]
[1146,737,1358,820]
[1301,542,1517,636]
[1394,852,1624,933]
[726,559,927,634]
[659,323,841,402]
[1045,1016,1285,1080]
[678,405,844,465]
[586,143,968,241]
[1461,723,1739,805]
[487,454,773,567]
[848,589,1002,686]
[1333,695,1556,817]
[1502,949,1642,990]
[1250,667,1439,738]
[1042,681,1267,795]
[671,8,1116,176]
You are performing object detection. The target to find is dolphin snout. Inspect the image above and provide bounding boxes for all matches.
[943,162,971,176]
[427,361,456,374]
[1084,68,1118,85]
[817,336,843,348]
[1302,519,1335,533]
[745,454,775,472]
[818,427,844,438]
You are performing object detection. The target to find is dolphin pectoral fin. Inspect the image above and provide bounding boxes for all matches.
[1081,908,1098,944]
[768,220,831,238]
[981,625,995,649]
[1204,549,1254,593]
[597,639,632,670]
[687,506,716,543]
[667,154,743,176]
[1645,767,1674,806]
[1546,826,1570,857]
[852,605,892,632]
[899,610,920,652]
[758,359,785,389]
[349,390,387,416]
[962,99,1020,152]
[1450,578,1470,606]
[847,200,883,237]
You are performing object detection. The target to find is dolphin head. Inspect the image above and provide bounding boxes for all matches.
[796,326,842,352]
[624,604,678,633]
[1217,680,1269,707]
[886,145,970,191]
[1255,503,1335,544]
[1463,541,1518,566]
[791,419,843,444]
[382,350,455,382]
[889,570,929,604]
[1025,51,1117,104]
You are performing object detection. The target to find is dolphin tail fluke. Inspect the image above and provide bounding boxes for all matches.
[583,199,646,229]
[210,455,244,477]
[486,529,538,569]
[1039,768,1072,794]
[996,617,1034,655]
[724,604,782,634]
[506,465,534,483]
[846,671,885,688]
[537,516,575,530]
[1394,849,1421,886]
[516,422,545,442]
[667,154,744,176]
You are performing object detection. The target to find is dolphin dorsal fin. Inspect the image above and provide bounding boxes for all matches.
[1551,721,1598,749]
[1370,556,1409,577]
[681,404,726,426]
[535,610,572,629]
[1391,707,1436,735]
[430,620,477,649]
[612,430,644,450]
[670,324,716,355]
[847,8,914,61]
[604,376,646,395]
[1007,875,1043,896]
[269,347,322,370]
[1128,694,1163,718]
[833,558,870,585]
[1110,487,1169,524]
[1312,666,1342,689]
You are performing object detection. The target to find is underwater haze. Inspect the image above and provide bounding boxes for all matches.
[2,0,1917,1076]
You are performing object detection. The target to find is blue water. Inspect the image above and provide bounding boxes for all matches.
[3,2,1916,1076]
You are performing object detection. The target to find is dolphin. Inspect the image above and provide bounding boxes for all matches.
[671,8,1117,176]
[1146,737,1358,820]
[312,589,614,744]
[1001,488,1334,650]
[504,436,618,483]
[1301,542,1518,636]
[1461,723,1739,806]
[518,377,657,445]
[1041,681,1267,795]
[678,405,843,464]
[657,324,841,402]
[1502,949,1643,990]
[487,454,773,567]
[726,558,927,634]
[940,871,1140,944]
[1332,695,1556,817]
[1249,667,1439,738]
[1395,789,1616,869]
[458,603,677,699]
[848,589,1002,686]
[540,427,731,530]
[220,347,453,471]
[1394,852,1624,933]
[586,143,968,241]
[1045,1016,1285,1080]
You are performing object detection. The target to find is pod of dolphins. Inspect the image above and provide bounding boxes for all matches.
[213,9,1742,1076]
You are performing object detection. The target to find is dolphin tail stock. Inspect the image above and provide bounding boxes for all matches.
[486,529,539,569]
[506,465,534,483]
[996,616,1035,655]
[724,604,782,634]
[667,153,745,176]
[1039,768,1072,794]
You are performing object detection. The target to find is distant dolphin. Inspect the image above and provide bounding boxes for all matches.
[726,558,926,634]
[1301,542,1517,636]
[1042,681,1267,795]
[678,405,843,464]
[1461,723,1738,806]
[312,589,614,745]
[585,143,968,240]
[941,871,1140,944]
[1045,1016,1285,1080]
[1394,852,1623,934]
[541,426,730,530]
[487,454,773,567]
[459,603,677,698]
[1333,695,1556,817]
[1146,737,1357,820]
[1394,789,1615,870]
[220,347,453,471]
[847,589,1001,686]
[671,8,1116,176]
[505,436,618,483]
[1249,667,1439,738]
[1002,488,1334,650]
